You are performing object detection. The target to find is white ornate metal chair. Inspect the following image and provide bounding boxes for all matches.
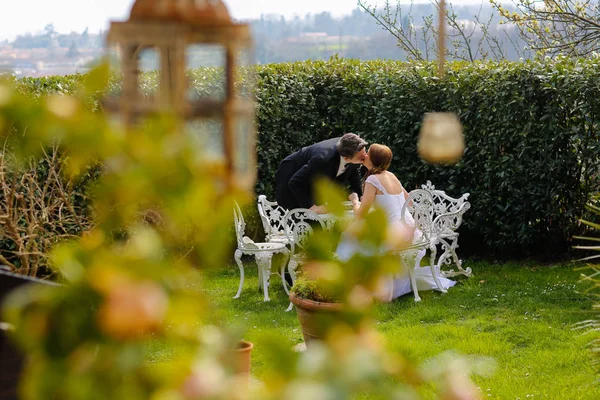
[283,208,326,311]
[399,181,471,301]
[420,181,471,278]
[233,202,290,302]
[257,195,289,245]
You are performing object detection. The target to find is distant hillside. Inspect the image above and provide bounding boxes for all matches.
[249,4,526,63]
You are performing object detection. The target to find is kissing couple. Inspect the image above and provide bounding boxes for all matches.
[274,133,456,302]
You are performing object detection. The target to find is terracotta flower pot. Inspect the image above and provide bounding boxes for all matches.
[289,292,343,347]
[232,340,253,375]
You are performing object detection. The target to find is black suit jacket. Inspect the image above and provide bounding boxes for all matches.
[274,137,363,210]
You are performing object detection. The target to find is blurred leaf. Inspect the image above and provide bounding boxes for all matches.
[82,61,110,96]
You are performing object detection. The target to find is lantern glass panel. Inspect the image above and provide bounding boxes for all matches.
[235,46,255,100]
[186,118,225,163]
[186,44,226,102]
[106,43,122,98]
[136,46,160,99]
[234,115,254,174]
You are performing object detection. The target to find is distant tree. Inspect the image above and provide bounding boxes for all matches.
[67,41,81,58]
[96,29,107,47]
[44,23,56,37]
[491,0,600,57]
[313,12,338,35]
[13,32,47,49]
[340,7,381,36]
[81,27,90,45]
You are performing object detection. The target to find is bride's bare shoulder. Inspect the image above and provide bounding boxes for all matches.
[385,170,400,182]
[385,171,404,192]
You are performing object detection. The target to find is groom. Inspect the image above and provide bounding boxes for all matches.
[274,133,368,213]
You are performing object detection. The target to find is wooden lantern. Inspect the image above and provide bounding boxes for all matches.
[105,0,256,192]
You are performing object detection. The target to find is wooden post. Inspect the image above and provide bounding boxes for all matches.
[224,46,236,190]
[438,0,446,77]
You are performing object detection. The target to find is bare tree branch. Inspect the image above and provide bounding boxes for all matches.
[0,141,94,278]
[491,0,600,58]
[358,0,425,60]
[359,0,527,61]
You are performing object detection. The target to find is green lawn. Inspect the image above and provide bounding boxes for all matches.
[155,260,600,399]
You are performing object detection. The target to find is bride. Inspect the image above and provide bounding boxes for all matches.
[336,143,456,302]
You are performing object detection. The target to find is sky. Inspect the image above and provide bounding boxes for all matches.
[0,0,360,41]
[0,0,488,42]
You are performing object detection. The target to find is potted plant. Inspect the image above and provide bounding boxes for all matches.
[289,272,344,347]
[287,207,414,349]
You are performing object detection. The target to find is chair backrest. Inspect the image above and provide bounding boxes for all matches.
[421,181,470,236]
[283,209,326,255]
[233,202,246,249]
[401,181,471,242]
[401,189,436,242]
[257,195,288,240]
[431,201,470,237]
[421,181,470,216]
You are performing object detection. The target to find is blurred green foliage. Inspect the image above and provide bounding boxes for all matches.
[0,64,253,399]
[573,191,600,372]
[0,62,492,400]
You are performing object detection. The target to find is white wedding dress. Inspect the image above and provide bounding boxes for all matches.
[336,174,456,302]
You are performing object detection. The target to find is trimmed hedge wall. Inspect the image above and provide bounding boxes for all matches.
[253,58,599,257]
[8,58,600,259]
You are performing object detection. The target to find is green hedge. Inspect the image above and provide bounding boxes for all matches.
[253,58,599,257]
[7,58,600,259]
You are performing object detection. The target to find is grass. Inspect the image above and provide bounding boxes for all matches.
[151,259,600,399]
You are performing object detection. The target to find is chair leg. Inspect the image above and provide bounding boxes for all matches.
[429,245,447,293]
[281,249,291,295]
[288,259,298,287]
[435,248,451,276]
[449,239,472,277]
[435,238,456,278]
[285,258,298,312]
[255,252,273,302]
[401,251,421,302]
[257,267,262,292]
[233,249,244,299]
[415,248,425,268]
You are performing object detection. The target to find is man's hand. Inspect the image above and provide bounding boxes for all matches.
[309,205,328,214]
[348,193,359,205]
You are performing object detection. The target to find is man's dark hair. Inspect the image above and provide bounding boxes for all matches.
[337,133,368,158]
